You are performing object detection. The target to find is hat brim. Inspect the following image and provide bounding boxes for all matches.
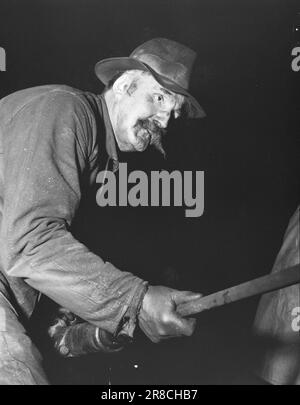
[95,57,206,119]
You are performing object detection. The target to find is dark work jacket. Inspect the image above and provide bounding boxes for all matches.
[0,85,147,337]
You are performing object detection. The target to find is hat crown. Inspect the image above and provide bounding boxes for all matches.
[94,37,205,118]
[130,38,196,90]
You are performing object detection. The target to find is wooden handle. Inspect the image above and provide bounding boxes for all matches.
[177,264,300,317]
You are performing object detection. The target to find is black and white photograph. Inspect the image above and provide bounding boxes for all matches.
[0,0,299,387]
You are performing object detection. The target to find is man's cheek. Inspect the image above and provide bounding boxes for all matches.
[134,97,155,118]
[119,108,133,130]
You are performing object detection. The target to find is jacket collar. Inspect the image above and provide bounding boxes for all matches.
[98,93,119,172]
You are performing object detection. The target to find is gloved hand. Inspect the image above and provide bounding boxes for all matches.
[48,307,123,357]
[138,286,202,343]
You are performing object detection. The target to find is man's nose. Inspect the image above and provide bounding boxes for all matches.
[156,111,171,128]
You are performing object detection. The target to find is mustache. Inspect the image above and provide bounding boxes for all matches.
[136,119,167,138]
[135,119,167,157]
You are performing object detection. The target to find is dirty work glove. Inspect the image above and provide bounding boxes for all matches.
[48,308,123,357]
[138,286,202,343]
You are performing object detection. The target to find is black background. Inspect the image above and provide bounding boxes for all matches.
[0,0,299,384]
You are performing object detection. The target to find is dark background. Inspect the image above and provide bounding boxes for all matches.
[0,0,299,384]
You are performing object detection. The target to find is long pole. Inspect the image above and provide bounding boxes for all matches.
[177,264,300,317]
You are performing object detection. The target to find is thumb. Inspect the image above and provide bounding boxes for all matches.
[169,312,197,337]
[172,290,202,305]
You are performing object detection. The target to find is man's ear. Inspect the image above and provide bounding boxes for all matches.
[112,72,133,96]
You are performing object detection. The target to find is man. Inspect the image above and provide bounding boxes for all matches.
[253,206,300,385]
[0,38,206,384]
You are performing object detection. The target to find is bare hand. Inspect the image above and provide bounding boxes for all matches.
[138,286,202,343]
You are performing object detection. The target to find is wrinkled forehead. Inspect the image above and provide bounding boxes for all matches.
[138,73,185,109]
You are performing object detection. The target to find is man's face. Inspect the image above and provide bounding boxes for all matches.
[111,72,184,154]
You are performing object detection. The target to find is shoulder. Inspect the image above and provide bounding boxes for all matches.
[32,85,96,114]
[1,85,98,122]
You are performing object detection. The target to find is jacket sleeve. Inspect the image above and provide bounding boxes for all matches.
[0,90,147,336]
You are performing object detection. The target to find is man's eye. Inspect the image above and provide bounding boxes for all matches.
[154,94,164,103]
